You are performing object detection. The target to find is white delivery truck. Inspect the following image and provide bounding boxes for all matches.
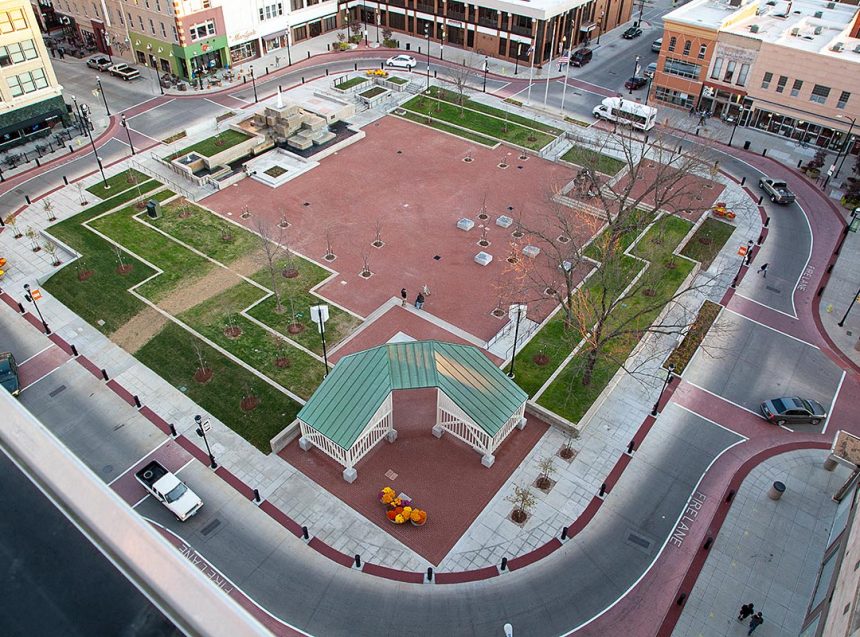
[135,460,203,521]
[593,97,658,131]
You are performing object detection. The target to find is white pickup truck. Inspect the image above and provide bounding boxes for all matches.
[135,460,203,521]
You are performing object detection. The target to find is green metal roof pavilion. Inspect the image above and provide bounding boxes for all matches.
[297,341,528,450]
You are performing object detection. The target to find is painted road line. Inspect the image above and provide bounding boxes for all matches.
[18,343,57,365]
[823,371,846,436]
[681,380,766,419]
[732,292,800,321]
[107,437,173,486]
[722,305,818,348]
[132,493,151,509]
[173,459,196,476]
[125,98,175,121]
[673,404,750,441]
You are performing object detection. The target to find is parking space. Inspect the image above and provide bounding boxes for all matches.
[0,302,53,361]
[683,311,842,429]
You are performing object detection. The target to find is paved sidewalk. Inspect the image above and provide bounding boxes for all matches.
[820,225,860,368]
[673,449,850,637]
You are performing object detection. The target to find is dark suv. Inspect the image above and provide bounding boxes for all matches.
[0,352,20,397]
[623,26,643,39]
[571,48,593,67]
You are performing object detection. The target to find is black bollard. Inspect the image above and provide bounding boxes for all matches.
[101,368,109,381]
[17,302,25,313]
[25,195,31,204]
[69,144,74,153]
[762,149,767,157]
[725,489,735,503]
[354,63,358,71]
[764,216,770,227]
[354,554,361,568]
[826,263,834,274]
[817,286,825,297]
[63,175,69,185]
[35,157,41,167]
[169,423,177,437]
[677,593,687,606]
[757,234,764,245]
[561,527,568,540]
[301,76,305,83]
[703,537,713,550]
[302,526,309,539]
[500,557,508,571]
[134,395,142,408]
[265,66,269,75]
[757,195,763,205]
[627,440,635,454]
[254,488,261,502]
[307,51,311,59]
[325,68,329,76]
[740,176,746,186]
[426,567,433,582]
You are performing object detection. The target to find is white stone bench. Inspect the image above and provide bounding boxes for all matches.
[559,260,572,272]
[522,245,540,259]
[457,218,475,231]
[474,251,493,266]
[496,215,513,228]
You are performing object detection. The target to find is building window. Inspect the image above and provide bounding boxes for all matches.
[761,71,772,89]
[172,26,178,40]
[292,25,308,41]
[698,44,706,59]
[6,68,49,97]
[0,8,28,33]
[668,36,676,52]
[724,60,736,83]
[323,16,337,31]
[259,2,284,20]
[710,57,723,79]
[149,18,155,34]
[737,63,749,87]
[202,0,211,7]
[161,22,167,38]
[189,20,216,41]
[682,40,691,56]
[810,84,830,104]
[138,16,144,30]
[776,75,788,93]
[291,0,303,10]
[654,85,694,108]
[662,58,701,80]
[0,40,39,67]
[837,91,850,109]
[155,0,160,10]
[790,79,803,97]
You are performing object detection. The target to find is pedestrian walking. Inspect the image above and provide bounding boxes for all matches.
[689,104,696,116]
[737,602,754,621]
[400,288,407,307]
[747,612,764,635]
[757,263,769,278]
[415,292,425,310]
[698,115,707,127]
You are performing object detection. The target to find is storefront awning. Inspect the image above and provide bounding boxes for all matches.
[580,23,596,32]
[0,107,63,138]
[262,27,289,40]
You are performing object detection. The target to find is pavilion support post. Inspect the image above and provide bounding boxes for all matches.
[432,424,444,438]
[516,416,527,430]
[481,453,496,468]
[386,429,398,443]
[298,436,313,451]
[343,466,358,483]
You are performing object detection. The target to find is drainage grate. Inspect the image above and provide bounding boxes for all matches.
[765,285,781,293]
[627,531,653,551]
[49,384,67,398]
[385,469,398,480]
[433,255,441,261]
[200,519,221,536]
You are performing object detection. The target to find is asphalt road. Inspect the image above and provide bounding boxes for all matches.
[0,446,181,637]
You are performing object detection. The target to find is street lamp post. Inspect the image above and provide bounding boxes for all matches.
[194,415,218,468]
[514,42,522,75]
[71,94,85,135]
[375,9,380,43]
[834,114,857,180]
[310,305,330,376]
[250,65,258,103]
[23,284,50,334]
[424,24,431,91]
[507,303,526,378]
[597,11,605,45]
[838,284,860,327]
[644,74,652,106]
[650,363,675,416]
[121,114,135,155]
[95,76,110,116]
[74,97,110,191]
[482,56,488,92]
[629,55,640,94]
[439,27,446,60]
[728,115,740,147]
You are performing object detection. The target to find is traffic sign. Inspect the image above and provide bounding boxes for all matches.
[30,289,42,300]
[737,245,748,257]
[201,419,211,432]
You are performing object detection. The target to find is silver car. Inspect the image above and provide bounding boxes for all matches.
[760,397,827,425]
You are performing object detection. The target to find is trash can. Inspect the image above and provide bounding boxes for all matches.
[768,481,786,500]
[405,42,410,51]
[146,199,162,220]
[743,140,751,150]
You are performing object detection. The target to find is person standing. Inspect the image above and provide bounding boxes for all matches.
[748,612,764,635]
[757,263,769,278]
[737,602,754,621]
[400,288,407,307]
[415,292,425,310]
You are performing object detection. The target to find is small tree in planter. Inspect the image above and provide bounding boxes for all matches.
[804,148,827,178]
[240,382,259,411]
[271,333,291,368]
[349,18,362,43]
[224,314,242,339]
[114,245,132,274]
[76,183,89,206]
[25,227,41,252]
[43,198,57,222]
[382,27,394,47]
[535,456,556,491]
[559,429,580,460]
[324,229,336,261]
[5,215,22,238]
[372,219,384,248]
[506,484,536,524]
[43,240,61,266]
[192,342,213,383]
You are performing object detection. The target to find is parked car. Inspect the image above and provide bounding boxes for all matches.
[645,62,658,78]
[760,397,827,425]
[135,460,203,521]
[624,76,648,90]
[570,48,593,67]
[758,178,796,204]
[108,63,141,80]
[651,38,663,52]
[86,55,112,71]
[623,26,643,39]
[386,54,417,69]
[0,352,20,397]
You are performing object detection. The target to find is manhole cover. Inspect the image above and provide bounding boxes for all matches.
[765,285,781,293]
[201,519,221,536]
[49,384,67,397]
[385,469,398,480]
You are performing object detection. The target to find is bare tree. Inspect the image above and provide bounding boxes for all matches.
[372,219,383,247]
[43,198,56,222]
[535,456,556,490]
[43,240,61,266]
[4,214,22,238]
[76,183,88,206]
[506,484,537,523]
[448,62,476,116]
[253,217,288,313]
[25,227,41,252]
[324,227,336,261]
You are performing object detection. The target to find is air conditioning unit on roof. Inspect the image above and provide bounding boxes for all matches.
[750,24,760,32]
[827,2,835,8]
[814,26,823,35]
[814,11,822,18]
[790,27,799,35]
[831,42,844,52]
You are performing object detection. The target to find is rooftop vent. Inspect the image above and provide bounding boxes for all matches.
[814,10,823,18]
[832,42,844,52]
[750,24,760,32]
[728,0,742,6]
[827,2,835,8]
[855,44,860,53]
[814,25,823,34]
[790,26,800,35]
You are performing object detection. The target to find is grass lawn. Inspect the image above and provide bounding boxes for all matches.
[680,217,735,270]
[43,183,166,335]
[428,87,563,135]
[514,213,657,397]
[247,258,360,354]
[561,146,625,176]
[394,110,497,147]
[387,76,408,85]
[90,200,214,303]
[136,322,300,452]
[360,86,388,99]
[145,199,260,265]
[178,282,326,400]
[536,216,695,422]
[665,300,721,374]
[401,95,554,150]
[168,129,252,160]
[336,76,368,90]
[86,169,150,199]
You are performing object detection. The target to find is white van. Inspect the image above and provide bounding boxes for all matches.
[592,97,658,131]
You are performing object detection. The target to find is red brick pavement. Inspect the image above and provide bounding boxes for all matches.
[280,387,549,565]
[16,344,69,390]
[201,116,595,342]
[109,439,196,506]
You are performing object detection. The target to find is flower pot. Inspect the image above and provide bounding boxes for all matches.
[411,519,426,527]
